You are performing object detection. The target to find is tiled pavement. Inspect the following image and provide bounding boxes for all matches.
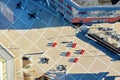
[0,0,120,80]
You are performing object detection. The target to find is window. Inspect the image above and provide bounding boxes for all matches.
[58,0,64,3]
[67,4,72,10]
[51,0,55,3]
[50,3,56,10]
[58,4,64,11]
[66,10,72,16]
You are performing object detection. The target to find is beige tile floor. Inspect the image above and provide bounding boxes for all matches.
[0,24,120,80]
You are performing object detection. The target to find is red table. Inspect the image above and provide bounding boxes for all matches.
[66,52,71,57]
[73,58,78,63]
[72,43,77,48]
[80,49,85,55]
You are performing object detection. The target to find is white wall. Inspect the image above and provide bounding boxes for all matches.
[0,62,2,80]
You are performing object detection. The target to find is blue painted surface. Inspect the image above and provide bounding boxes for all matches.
[65,72,109,80]
[0,0,70,30]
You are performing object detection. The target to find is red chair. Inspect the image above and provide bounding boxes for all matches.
[80,49,85,55]
[73,58,78,63]
[66,52,71,57]
[72,43,77,48]
[52,42,57,47]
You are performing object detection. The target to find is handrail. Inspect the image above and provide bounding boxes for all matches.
[87,33,120,54]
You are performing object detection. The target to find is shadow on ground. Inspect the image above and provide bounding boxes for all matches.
[53,72,120,80]
[0,0,71,30]
[0,0,117,30]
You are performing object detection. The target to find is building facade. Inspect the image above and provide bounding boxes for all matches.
[47,0,120,24]
[0,44,15,80]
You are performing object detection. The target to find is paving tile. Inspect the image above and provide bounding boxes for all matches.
[68,63,87,73]
[42,28,59,39]
[24,30,40,42]
[111,62,120,74]
[26,0,39,13]
[46,48,61,61]
[0,13,12,29]
[4,30,21,41]
[25,45,42,54]
[15,36,32,51]
[107,68,120,76]
[35,37,49,51]
[89,59,107,73]
[0,33,13,46]
[78,54,96,69]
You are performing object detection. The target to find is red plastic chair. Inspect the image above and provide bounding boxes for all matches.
[52,42,57,47]
[66,52,71,57]
[73,58,78,63]
[72,43,77,48]
[80,49,85,55]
